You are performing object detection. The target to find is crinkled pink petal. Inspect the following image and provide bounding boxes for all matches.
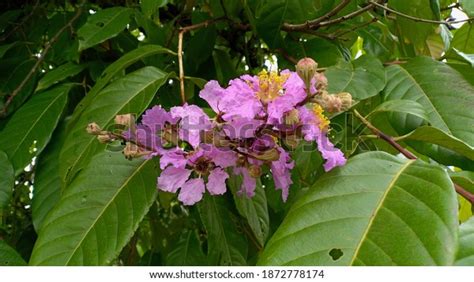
[159,148,187,169]
[178,178,205,205]
[142,105,177,131]
[267,96,295,124]
[220,78,262,120]
[170,104,212,148]
[206,146,238,168]
[317,134,346,171]
[157,166,191,193]
[206,167,229,195]
[298,106,321,142]
[223,117,264,139]
[199,80,226,113]
[271,147,294,202]
[233,167,256,197]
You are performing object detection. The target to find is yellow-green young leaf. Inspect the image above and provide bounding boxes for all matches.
[69,45,175,128]
[59,66,169,185]
[78,7,132,51]
[0,151,14,209]
[0,240,26,266]
[30,152,158,265]
[0,84,71,175]
[258,152,458,266]
[456,216,474,265]
[325,55,386,100]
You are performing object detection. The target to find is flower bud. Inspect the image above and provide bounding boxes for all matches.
[314,72,328,91]
[248,164,262,178]
[97,134,114,144]
[296,58,317,93]
[114,114,135,127]
[336,92,353,111]
[86,122,102,135]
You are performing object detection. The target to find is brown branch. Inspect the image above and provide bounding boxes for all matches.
[369,1,474,25]
[282,0,352,31]
[178,31,185,104]
[329,17,379,39]
[317,3,378,28]
[1,6,83,117]
[353,109,474,204]
[0,0,40,42]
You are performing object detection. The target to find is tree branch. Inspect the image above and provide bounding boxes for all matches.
[282,0,352,31]
[1,5,83,117]
[369,1,474,25]
[353,109,474,204]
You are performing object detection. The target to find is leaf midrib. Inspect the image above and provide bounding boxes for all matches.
[63,159,149,265]
[349,159,415,265]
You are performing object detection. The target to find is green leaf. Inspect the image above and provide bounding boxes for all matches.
[461,0,474,17]
[36,62,87,92]
[78,7,132,51]
[258,152,458,265]
[450,171,474,194]
[395,126,474,160]
[366,100,430,122]
[140,0,167,18]
[0,240,27,266]
[383,57,474,147]
[284,37,345,68]
[449,48,474,67]
[456,216,474,265]
[325,55,386,100]
[70,45,175,126]
[291,142,323,188]
[0,42,19,58]
[30,152,158,265]
[256,0,288,49]
[451,23,474,53]
[166,230,208,266]
[0,151,14,209]
[0,84,71,175]
[229,176,269,247]
[60,66,169,185]
[198,195,248,265]
[32,122,68,232]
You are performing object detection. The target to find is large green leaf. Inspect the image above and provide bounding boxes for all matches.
[395,126,474,160]
[70,45,175,127]
[0,240,27,266]
[32,122,68,232]
[450,171,474,194]
[456,216,474,265]
[256,0,288,49]
[78,7,132,51]
[325,55,386,100]
[198,195,248,265]
[229,177,269,247]
[36,62,87,92]
[451,23,473,53]
[383,57,474,147]
[30,152,158,265]
[366,100,429,122]
[0,84,71,175]
[460,0,474,17]
[0,151,13,209]
[59,66,169,185]
[166,230,208,266]
[259,152,458,265]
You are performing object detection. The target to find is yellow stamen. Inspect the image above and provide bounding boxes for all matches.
[313,103,330,130]
[256,70,289,102]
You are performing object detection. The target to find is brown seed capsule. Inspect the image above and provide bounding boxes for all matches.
[314,72,328,91]
[336,92,353,111]
[86,122,102,135]
[97,134,113,144]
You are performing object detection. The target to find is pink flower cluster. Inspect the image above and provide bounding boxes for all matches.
[116,63,347,205]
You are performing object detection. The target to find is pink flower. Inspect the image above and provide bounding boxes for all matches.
[317,134,346,171]
[170,104,212,148]
[233,167,257,197]
[271,147,294,201]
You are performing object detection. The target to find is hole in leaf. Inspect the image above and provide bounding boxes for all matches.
[329,248,343,261]
[96,22,104,27]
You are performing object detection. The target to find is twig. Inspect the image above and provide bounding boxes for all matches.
[1,6,83,116]
[369,1,474,25]
[317,3,378,28]
[329,17,379,39]
[0,0,40,42]
[282,0,352,31]
[353,109,474,204]
[274,48,298,64]
[178,31,185,104]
